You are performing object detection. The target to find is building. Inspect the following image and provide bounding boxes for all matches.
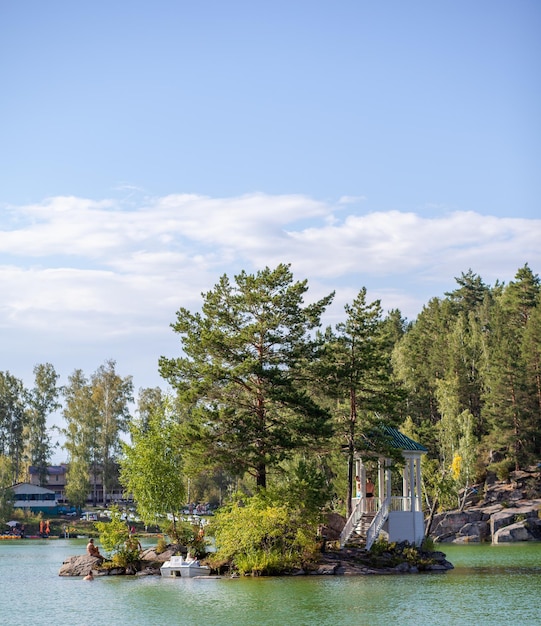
[27,464,125,505]
[12,482,58,513]
[28,464,68,503]
[340,425,428,549]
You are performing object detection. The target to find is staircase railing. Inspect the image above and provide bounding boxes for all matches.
[339,497,365,548]
[365,497,390,551]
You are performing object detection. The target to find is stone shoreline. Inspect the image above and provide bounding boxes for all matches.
[430,466,541,544]
[59,543,454,578]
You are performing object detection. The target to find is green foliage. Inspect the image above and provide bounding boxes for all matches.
[167,520,207,557]
[95,505,130,558]
[271,456,333,517]
[159,264,334,489]
[62,361,133,506]
[315,288,404,516]
[208,489,320,575]
[488,459,515,481]
[156,536,168,554]
[0,372,26,481]
[24,363,60,486]
[94,506,143,568]
[0,455,15,524]
[370,538,397,555]
[120,395,185,528]
[65,458,90,510]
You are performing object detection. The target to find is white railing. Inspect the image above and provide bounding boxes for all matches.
[339,497,365,548]
[388,496,422,512]
[365,497,390,551]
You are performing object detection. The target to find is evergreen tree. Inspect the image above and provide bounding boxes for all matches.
[159,264,334,488]
[482,265,541,468]
[317,289,403,515]
[445,268,490,312]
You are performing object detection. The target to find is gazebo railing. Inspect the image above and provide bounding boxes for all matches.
[339,497,365,548]
[389,496,422,512]
[365,497,390,551]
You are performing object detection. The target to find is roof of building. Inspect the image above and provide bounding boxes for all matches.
[28,465,67,475]
[12,482,57,495]
[382,425,428,453]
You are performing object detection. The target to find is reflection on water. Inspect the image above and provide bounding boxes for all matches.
[0,540,540,626]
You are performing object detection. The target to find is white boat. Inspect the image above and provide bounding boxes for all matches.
[160,555,211,578]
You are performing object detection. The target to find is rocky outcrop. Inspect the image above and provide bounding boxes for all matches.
[309,545,453,575]
[58,546,178,577]
[430,466,541,544]
[59,555,103,576]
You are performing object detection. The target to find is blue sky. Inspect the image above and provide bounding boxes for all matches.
[1,1,540,407]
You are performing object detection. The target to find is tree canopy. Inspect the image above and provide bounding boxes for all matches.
[159,264,335,488]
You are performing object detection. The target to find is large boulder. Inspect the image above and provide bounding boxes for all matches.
[493,521,535,543]
[490,505,539,536]
[59,555,103,576]
[321,513,346,541]
[454,520,490,543]
[431,510,483,542]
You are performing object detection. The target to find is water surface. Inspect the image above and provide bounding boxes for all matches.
[1,539,539,625]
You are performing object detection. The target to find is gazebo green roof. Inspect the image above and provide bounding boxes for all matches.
[381,425,427,453]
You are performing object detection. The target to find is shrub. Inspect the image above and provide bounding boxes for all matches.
[208,490,320,575]
[94,505,140,567]
[166,520,207,557]
[156,536,168,554]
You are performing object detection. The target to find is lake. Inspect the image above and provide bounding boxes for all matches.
[0,539,540,625]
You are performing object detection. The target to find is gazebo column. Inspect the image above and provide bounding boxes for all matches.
[402,464,409,511]
[377,459,385,508]
[415,454,422,512]
[409,457,416,511]
[385,458,392,506]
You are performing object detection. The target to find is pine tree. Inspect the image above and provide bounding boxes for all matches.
[159,264,334,488]
[317,289,403,515]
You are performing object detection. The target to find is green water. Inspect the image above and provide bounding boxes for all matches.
[1,539,540,625]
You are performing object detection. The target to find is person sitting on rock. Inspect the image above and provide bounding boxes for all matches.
[86,538,102,558]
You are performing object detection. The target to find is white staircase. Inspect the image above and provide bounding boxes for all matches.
[340,498,390,549]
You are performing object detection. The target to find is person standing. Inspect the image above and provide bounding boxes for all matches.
[366,477,375,511]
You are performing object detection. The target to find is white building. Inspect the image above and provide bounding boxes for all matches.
[12,482,58,513]
[340,425,427,549]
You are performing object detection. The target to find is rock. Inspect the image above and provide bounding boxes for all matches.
[321,512,346,541]
[136,567,161,576]
[429,467,541,544]
[140,547,175,562]
[490,505,540,536]
[59,555,103,577]
[493,521,535,543]
[456,521,489,541]
[431,510,483,541]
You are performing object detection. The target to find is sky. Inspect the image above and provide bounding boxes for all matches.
[1,0,540,424]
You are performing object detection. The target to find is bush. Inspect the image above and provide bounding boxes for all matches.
[208,490,320,575]
[165,519,207,557]
[156,536,168,554]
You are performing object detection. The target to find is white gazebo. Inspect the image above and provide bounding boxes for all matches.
[340,426,427,549]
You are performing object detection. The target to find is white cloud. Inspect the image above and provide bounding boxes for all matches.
[1,192,540,391]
